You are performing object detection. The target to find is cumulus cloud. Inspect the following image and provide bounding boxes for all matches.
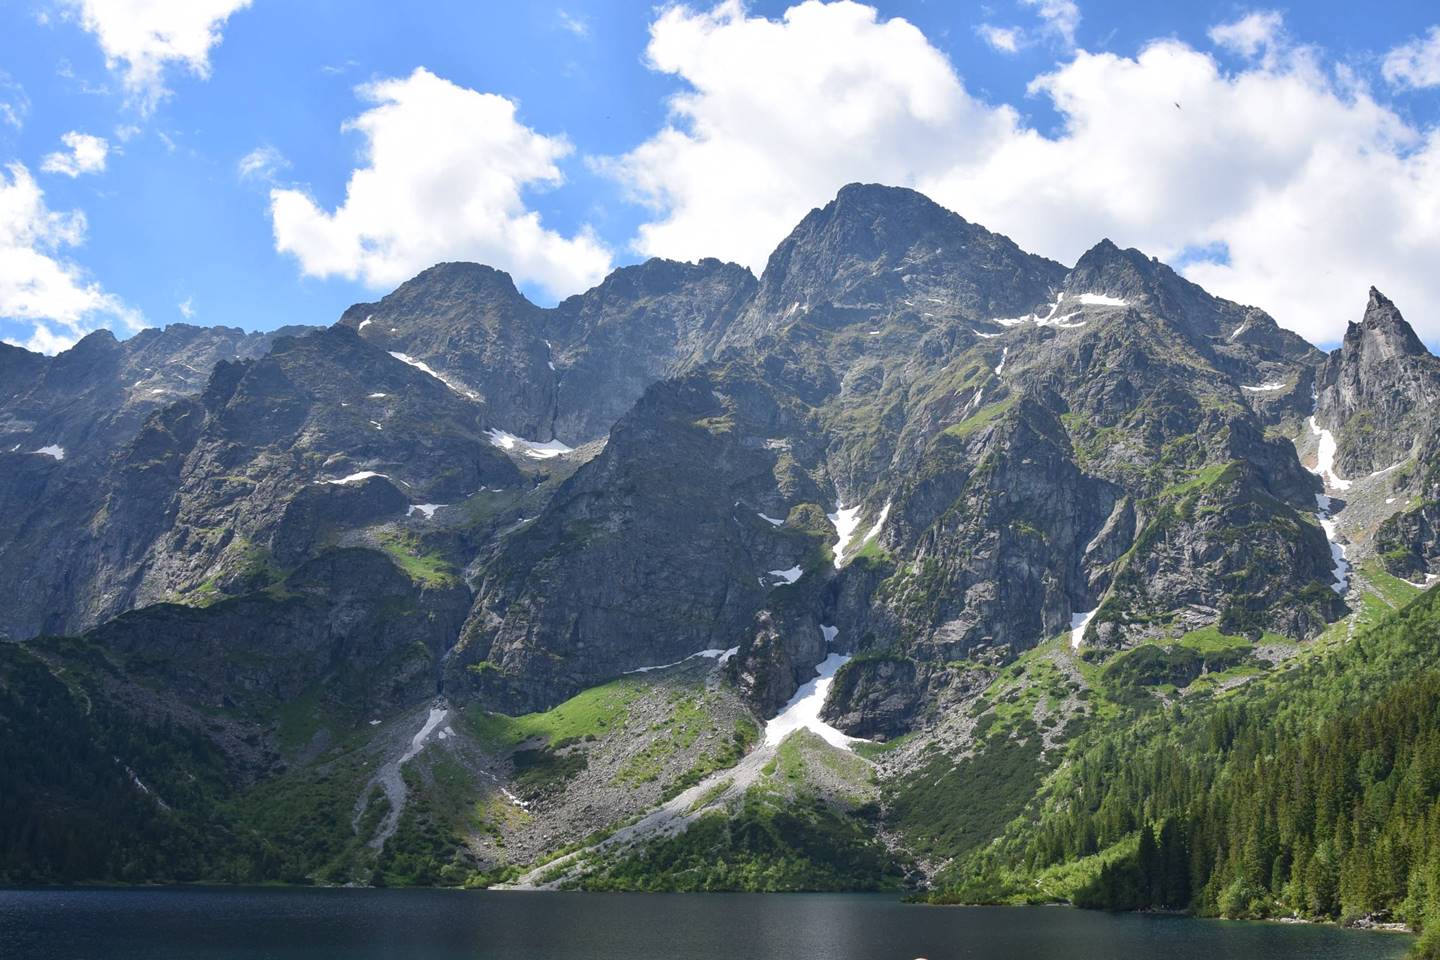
[178,296,194,319]
[1383,26,1440,90]
[59,0,252,113]
[600,0,1012,269]
[40,131,109,177]
[604,1,1440,345]
[0,163,140,354]
[269,67,611,299]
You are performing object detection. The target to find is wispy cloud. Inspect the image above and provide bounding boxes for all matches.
[237,144,289,183]
[557,9,590,38]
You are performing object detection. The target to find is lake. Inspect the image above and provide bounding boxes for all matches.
[0,888,1412,960]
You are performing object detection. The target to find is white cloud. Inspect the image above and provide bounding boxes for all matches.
[605,1,1440,345]
[237,144,288,183]
[40,131,109,177]
[1209,10,1284,60]
[600,0,1010,269]
[269,67,611,299]
[1383,26,1440,90]
[178,296,194,318]
[0,73,28,130]
[0,163,140,354]
[558,10,590,38]
[1022,0,1079,48]
[977,24,1023,55]
[59,0,252,114]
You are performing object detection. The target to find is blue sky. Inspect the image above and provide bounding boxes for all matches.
[2,1,1440,353]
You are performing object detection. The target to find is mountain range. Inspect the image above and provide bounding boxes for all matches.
[4,183,1440,941]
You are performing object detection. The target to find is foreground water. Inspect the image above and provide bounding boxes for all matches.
[0,888,1411,960]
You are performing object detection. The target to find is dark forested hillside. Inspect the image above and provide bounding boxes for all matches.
[945,584,1440,951]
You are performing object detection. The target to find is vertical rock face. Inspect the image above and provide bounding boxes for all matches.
[544,258,758,442]
[1317,287,1440,476]
[446,365,831,713]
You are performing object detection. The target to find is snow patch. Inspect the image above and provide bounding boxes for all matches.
[764,626,862,751]
[1241,382,1287,393]
[994,346,1009,377]
[368,392,388,399]
[30,444,64,460]
[1370,459,1408,478]
[758,512,785,527]
[1075,293,1129,307]
[828,502,863,568]
[860,500,891,549]
[485,428,573,460]
[408,503,445,519]
[1312,495,1350,595]
[326,471,387,485]
[388,351,479,400]
[972,329,1002,339]
[1229,321,1248,340]
[1306,417,1352,490]
[358,315,373,331]
[1070,608,1099,651]
[768,565,803,585]
[625,648,734,675]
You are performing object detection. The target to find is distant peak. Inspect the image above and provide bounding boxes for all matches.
[1352,286,1426,358]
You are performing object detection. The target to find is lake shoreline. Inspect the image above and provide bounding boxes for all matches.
[0,880,1418,940]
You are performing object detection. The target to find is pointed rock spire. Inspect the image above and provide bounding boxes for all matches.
[1347,286,1426,361]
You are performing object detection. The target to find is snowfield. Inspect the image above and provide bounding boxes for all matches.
[764,627,861,751]
[828,502,863,568]
[1070,608,1099,650]
[485,428,573,459]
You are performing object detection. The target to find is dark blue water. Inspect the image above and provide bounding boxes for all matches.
[0,888,1412,960]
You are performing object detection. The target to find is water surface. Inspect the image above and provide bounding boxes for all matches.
[0,888,1411,960]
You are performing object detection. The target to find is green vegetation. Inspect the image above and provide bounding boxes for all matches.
[943,393,1017,441]
[464,676,643,752]
[376,530,460,587]
[581,731,899,892]
[946,584,1440,948]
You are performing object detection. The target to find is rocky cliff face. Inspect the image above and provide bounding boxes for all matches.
[339,258,756,446]
[1317,287,1439,476]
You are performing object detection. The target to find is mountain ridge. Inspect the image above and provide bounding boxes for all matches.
[3,183,1439,949]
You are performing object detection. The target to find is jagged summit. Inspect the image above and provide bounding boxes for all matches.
[1347,286,1428,360]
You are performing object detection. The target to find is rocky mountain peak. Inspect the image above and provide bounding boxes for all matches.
[741,182,1065,334]
[1346,286,1427,361]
